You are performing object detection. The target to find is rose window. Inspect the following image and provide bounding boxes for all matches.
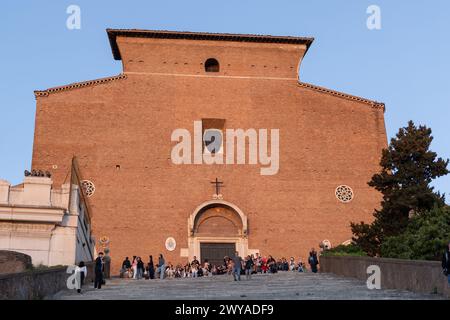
[335,185,353,203]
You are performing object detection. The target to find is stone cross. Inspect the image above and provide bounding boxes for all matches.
[210,178,224,196]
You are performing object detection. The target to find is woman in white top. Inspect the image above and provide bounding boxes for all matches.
[132,256,138,279]
[289,257,296,271]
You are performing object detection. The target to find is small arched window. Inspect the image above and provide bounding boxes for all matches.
[204,58,220,72]
[203,129,223,154]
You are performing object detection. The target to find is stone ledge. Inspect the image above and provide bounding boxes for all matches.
[321,254,443,266]
[0,261,96,300]
[23,177,52,185]
[0,266,66,279]
[0,250,32,274]
[320,255,450,299]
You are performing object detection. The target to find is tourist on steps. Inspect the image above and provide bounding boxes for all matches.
[191,256,200,278]
[136,257,144,279]
[76,261,87,294]
[148,255,155,279]
[202,259,211,276]
[158,254,166,279]
[232,251,243,281]
[253,253,260,274]
[94,252,104,289]
[244,255,254,280]
[122,257,131,270]
[442,241,450,285]
[308,248,319,273]
[121,257,131,278]
[289,257,296,271]
[267,255,277,273]
[297,258,305,272]
[131,256,137,279]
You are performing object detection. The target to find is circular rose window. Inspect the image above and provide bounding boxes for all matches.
[81,180,95,197]
[335,185,354,203]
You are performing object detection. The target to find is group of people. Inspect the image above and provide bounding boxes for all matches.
[120,254,216,279]
[120,254,167,280]
[119,248,320,281]
[226,249,319,281]
[72,243,450,294]
[73,251,105,294]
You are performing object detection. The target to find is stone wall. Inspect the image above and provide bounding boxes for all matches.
[0,176,95,267]
[0,251,32,274]
[320,255,450,298]
[0,261,96,300]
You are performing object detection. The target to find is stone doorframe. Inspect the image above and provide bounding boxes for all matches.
[187,200,248,260]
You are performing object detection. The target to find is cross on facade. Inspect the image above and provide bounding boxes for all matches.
[210,178,224,195]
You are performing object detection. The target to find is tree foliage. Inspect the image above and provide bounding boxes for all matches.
[320,244,367,257]
[351,121,449,256]
[381,205,450,260]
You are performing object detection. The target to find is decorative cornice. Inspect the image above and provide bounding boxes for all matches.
[32,72,384,111]
[0,204,66,211]
[107,29,314,60]
[34,74,127,98]
[297,82,385,111]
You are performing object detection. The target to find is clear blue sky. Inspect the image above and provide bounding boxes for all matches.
[1,0,449,199]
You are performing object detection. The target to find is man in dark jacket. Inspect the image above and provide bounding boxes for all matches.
[442,241,450,285]
[148,255,155,279]
[122,257,131,269]
[121,256,131,277]
[94,252,104,289]
[244,255,254,280]
[308,248,319,273]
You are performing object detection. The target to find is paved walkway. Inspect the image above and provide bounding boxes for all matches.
[52,272,444,300]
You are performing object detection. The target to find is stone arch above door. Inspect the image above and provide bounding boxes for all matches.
[188,200,248,237]
[195,206,242,237]
[187,200,249,261]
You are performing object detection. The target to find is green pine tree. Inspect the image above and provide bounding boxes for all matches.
[381,205,450,260]
[351,121,449,256]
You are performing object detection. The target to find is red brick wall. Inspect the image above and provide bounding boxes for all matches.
[32,37,387,272]
[116,37,307,79]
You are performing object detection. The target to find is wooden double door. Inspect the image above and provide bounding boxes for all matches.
[200,242,236,267]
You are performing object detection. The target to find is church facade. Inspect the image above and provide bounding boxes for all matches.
[32,29,387,271]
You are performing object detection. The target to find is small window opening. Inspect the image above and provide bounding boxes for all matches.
[202,118,225,154]
[205,58,220,72]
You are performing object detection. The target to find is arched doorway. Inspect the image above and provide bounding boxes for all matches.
[187,200,248,265]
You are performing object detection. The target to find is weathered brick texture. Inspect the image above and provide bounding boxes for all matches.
[31,30,387,272]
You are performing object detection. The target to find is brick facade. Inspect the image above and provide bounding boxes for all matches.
[31,29,387,272]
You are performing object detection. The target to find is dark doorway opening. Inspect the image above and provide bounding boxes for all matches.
[200,242,235,267]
